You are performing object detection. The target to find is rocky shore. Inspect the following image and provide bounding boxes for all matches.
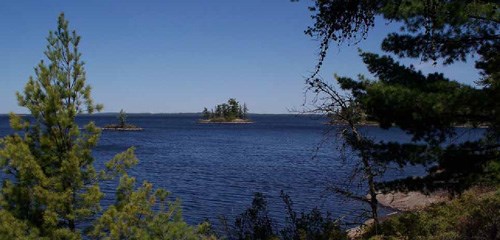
[347,190,451,239]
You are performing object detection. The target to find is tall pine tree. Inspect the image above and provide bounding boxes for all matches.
[0,12,214,240]
[306,0,499,195]
[0,13,106,238]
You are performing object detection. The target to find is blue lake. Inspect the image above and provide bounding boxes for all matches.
[0,114,480,227]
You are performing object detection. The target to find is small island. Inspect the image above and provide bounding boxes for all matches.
[199,98,253,124]
[102,109,144,131]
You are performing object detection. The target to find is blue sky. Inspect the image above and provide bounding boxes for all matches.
[0,1,480,114]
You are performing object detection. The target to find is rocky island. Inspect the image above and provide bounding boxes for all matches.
[102,109,144,131]
[199,98,253,124]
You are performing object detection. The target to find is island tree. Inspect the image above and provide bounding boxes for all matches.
[118,109,127,127]
[202,107,210,120]
[103,109,142,130]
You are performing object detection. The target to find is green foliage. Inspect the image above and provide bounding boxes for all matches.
[202,107,210,120]
[332,51,499,193]
[0,13,105,238]
[118,109,127,127]
[306,1,499,67]
[233,193,276,240]
[0,210,41,239]
[341,52,489,142]
[363,188,500,240]
[223,192,347,240]
[0,13,205,239]
[203,98,249,121]
[306,0,500,194]
[334,51,500,194]
[279,192,348,240]
[242,103,249,120]
[89,174,212,240]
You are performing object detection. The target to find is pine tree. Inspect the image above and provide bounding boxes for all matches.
[89,174,213,240]
[227,98,239,120]
[202,107,210,120]
[118,109,127,127]
[0,13,105,238]
[0,13,208,239]
[306,0,499,195]
[238,104,244,119]
[303,1,499,229]
[242,103,249,120]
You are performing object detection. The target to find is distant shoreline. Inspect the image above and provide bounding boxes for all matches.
[324,121,489,128]
[101,124,144,131]
[101,127,144,131]
[198,119,254,124]
[0,112,304,116]
[323,121,379,126]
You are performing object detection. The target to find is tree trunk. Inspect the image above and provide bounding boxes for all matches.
[351,122,379,228]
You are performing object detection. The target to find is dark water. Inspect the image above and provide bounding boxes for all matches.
[0,114,479,227]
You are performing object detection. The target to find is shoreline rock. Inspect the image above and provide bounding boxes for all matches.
[347,190,451,239]
[374,190,450,212]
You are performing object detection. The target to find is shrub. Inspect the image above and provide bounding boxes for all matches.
[223,192,347,240]
[364,187,500,240]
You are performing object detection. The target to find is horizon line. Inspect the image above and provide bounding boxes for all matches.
[0,112,320,116]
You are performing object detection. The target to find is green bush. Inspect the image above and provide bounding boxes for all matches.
[222,192,348,240]
[364,187,500,240]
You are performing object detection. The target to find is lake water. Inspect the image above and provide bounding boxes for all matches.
[1,114,477,227]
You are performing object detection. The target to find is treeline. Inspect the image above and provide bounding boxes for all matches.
[202,98,248,121]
